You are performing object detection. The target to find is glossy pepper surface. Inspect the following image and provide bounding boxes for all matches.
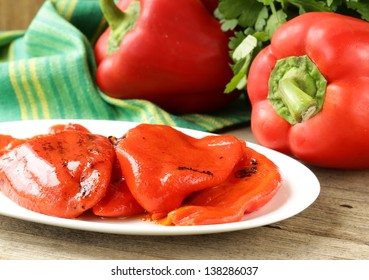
[0,130,115,218]
[92,157,145,217]
[0,135,16,155]
[94,0,237,113]
[247,12,369,169]
[160,145,281,225]
[114,124,245,217]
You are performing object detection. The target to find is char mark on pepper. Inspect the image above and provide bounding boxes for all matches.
[177,166,213,176]
[235,166,258,178]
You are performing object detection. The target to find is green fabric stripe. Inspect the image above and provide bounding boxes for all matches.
[69,1,105,42]
[11,60,34,119]
[0,63,22,121]
[26,20,83,55]
[52,0,77,20]
[181,114,225,131]
[0,31,24,46]
[23,59,48,119]
[26,29,74,55]
[42,58,66,118]
[62,57,86,119]
[7,38,27,61]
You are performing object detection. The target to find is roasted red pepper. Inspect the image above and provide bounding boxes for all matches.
[160,146,281,225]
[0,130,115,218]
[48,123,145,217]
[0,135,16,154]
[0,122,282,225]
[0,136,25,158]
[247,12,369,169]
[94,0,237,113]
[48,123,92,134]
[92,156,145,217]
[114,124,245,218]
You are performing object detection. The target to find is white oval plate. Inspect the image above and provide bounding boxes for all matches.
[0,120,320,235]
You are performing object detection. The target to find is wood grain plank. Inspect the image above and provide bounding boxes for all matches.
[0,0,45,30]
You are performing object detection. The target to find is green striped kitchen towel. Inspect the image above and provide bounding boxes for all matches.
[0,0,250,132]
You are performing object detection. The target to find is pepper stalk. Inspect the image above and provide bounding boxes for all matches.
[268,55,327,124]
[100,0,140,55]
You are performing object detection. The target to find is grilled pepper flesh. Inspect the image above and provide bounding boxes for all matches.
[92,157,145,217]
[0,130,115,218]
[160,145,281,226]
[114,124,246,217]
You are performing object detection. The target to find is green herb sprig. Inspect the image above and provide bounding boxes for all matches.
[216,0,369,93]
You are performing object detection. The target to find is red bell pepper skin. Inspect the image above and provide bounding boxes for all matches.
[247,12,369,169]
[48,123,92,134]
[0,130,115,218]
[0,135,17,154]
[46,123,145,217]
[92,157,145,217]
[95,0,238,114]
[159,146,281,225]
[0,137,26,158]
[114,124,245,217]
[0,124,91,157]
[200,0,219,14]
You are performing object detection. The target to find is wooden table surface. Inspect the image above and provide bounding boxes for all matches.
[1,0,368,260]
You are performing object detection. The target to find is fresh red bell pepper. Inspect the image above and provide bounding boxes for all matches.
[159,145,281,225]
[0,130,115,218]
[200,0,219,14]
[114,124,245,217]
[247,12,369,169]
[94,0,238,113]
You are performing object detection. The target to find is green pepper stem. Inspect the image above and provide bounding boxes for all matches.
[278,77,317,123]
[100,0,125,30]
[269,3,281,24]
[99,0,140,55]
[268,55,326,124]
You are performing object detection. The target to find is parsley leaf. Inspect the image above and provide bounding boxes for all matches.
[346,0,369,21]
[225,35,258,93]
